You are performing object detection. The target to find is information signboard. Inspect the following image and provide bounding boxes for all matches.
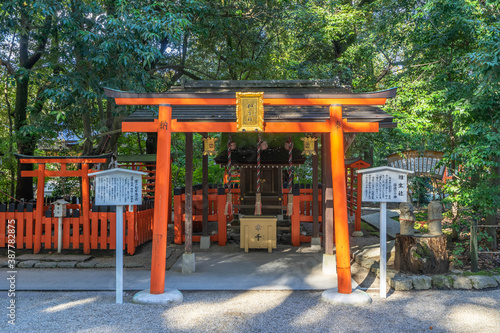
[357,166,413,299]
[361,170,408,203]
[93,169,144,206]
[89,168,147,304]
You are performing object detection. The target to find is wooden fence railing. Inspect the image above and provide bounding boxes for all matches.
[3,176,363,252]
[174,185,239,246]
[174,184,332,247]
[291,187,323,246]
[0,202,153,255]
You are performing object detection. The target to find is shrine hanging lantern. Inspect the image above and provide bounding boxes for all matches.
[301,136,317,155]
[203,137,218,155]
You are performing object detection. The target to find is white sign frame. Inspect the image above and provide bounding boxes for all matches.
[91,169,146,206]
[89,168,147,304]
[357,166,413,299]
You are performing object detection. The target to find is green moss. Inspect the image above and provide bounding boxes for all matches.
[462,270,495,277]
[360,222,379,236]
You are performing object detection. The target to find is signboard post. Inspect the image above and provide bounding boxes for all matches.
[53,199,69,254]
[89,168,147,304]
[357,167,414,298]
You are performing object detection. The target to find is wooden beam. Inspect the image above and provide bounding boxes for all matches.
[124,119,380,134]
[168,162,173,226]
[22,170,83,178]
[171,120,236,133]
[265,98,389,106]
[202,134,209,237]
[19,158,108,164]
[122,120,158,133]
[116,98,235,106]
[150,105,172,294]
[217,187,227,246]
[185,133,193,253]
[82,164,91,255]
[312,139,319,238]
[115,97,389,106]
[34,164,45,254]
[343,120,379,133]
[321,134,327,249]
[330,105,352,294]
[323,133,333,255]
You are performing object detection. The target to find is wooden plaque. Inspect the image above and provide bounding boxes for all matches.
[236,92,264,132]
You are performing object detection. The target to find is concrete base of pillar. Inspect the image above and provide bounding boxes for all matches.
[311,237,322,251]
[182,252,195,274]
[132,289,183,305]
[322,254,337,275]
[352,231,364,237]
[322,288,372,306]
[200,236,211,249]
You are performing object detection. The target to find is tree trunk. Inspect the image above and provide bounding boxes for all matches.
[485,159,499,251]
[82,106,93,156]
[448,110,460,240]
[146,132,158,154]
[395,234,449,274]
[13,12,51,201]
[363,146,374,167]
[14,77,36,201]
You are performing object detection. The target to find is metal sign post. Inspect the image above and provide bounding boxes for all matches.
[357,166,413,298]
[115,204,124,303]
[89,168,147,304]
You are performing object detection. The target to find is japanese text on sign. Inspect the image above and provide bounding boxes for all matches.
[361,171,407,203]
[94,174,143,205]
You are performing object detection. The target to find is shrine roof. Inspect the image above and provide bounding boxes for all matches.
[105,80,397,128]
[104,82,397,99]
[122,105,395,128]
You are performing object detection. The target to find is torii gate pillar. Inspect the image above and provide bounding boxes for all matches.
[330,105,352,294]
[150,105,172,294]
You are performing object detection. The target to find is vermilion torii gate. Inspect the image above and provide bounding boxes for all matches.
[104,80,396,297]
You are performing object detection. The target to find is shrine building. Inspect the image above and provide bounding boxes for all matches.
[104,79,397,297]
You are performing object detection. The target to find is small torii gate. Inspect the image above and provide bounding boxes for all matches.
[104,80,396,297]
[15,154,111,254]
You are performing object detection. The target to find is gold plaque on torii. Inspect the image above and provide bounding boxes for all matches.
[236,92,264,132]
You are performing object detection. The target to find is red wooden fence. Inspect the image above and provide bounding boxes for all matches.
[0,202,153,255]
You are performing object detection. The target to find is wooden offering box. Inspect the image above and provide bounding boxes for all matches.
[240,216,277,253]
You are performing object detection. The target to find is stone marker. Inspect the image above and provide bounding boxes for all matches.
[427,201,443,236]
[399,202,416,235]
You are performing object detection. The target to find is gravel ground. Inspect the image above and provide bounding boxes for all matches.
[1,289,499,332]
